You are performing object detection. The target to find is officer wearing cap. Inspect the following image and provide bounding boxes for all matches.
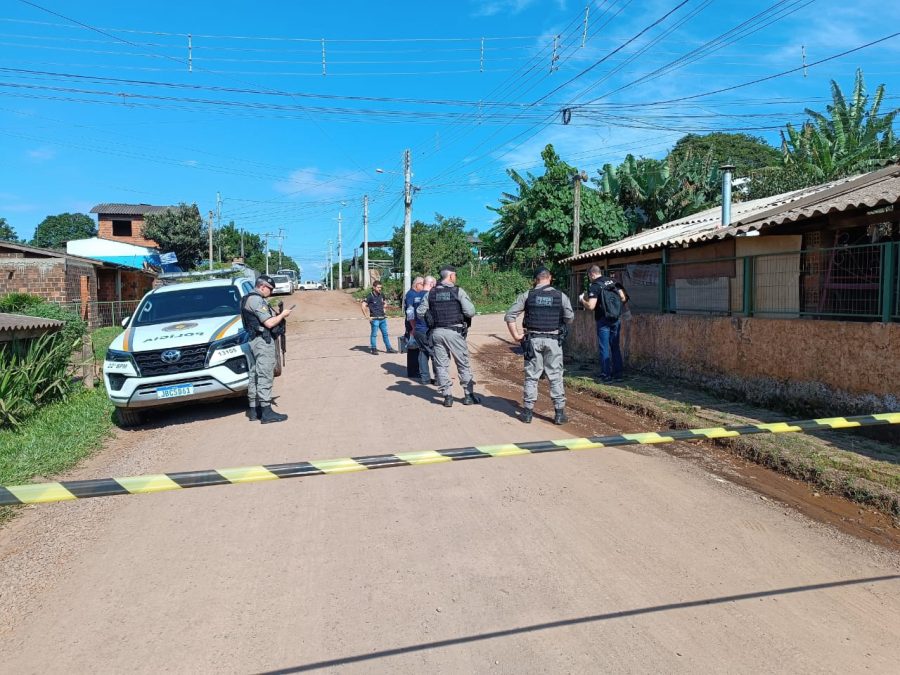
[416,265,481,407]
[504,266,574,424]
[240,274,292,423]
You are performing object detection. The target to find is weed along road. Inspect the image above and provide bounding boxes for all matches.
[1,290,899,673]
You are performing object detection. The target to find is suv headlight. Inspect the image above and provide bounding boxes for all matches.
[104,349,139,376]
[206,330,250,367]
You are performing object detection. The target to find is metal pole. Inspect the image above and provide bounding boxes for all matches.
[363,194,370,289]
[720,164,735,228]
[403,149,412,292]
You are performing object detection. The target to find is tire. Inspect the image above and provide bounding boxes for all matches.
[115,407,144,428]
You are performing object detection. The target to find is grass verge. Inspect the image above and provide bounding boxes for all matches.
[90,326,122,362]
[0,387,114,521]
[565,372,900,521]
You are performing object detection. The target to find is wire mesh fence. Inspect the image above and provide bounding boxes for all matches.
[602,242,898,322]
[58,300,141,329]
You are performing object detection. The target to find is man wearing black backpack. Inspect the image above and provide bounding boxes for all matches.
[580,264,628,382]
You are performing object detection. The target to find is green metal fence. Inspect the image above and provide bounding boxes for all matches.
[607,242,899,323]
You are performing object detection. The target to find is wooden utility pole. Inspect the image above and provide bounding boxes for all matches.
[207,210,214,270]
[572,170,587,256]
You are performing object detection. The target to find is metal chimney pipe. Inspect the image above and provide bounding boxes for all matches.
[720,164,736,228]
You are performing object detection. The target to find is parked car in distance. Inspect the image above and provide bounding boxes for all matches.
[103,277,258,427]
[270,274,294,295]
[276,268,298,284]
[298,280,325,291]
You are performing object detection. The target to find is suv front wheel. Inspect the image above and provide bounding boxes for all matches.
[115,407,144,428]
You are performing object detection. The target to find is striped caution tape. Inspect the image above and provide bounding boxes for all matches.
[1,413,897,506]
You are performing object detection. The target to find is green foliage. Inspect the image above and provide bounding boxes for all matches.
[455,264,532,312]
[0,388,113,494]
[90,326,122,362]
[596,151,722,233]
[0,217,21,243]
[389,214,475,276]
[670,133,780,175]
[485,144,628,275]
[30,212,96,250]
[142,203,205,270]
[0,332,80,429]
[744,165,822,200]
[780,69,900,180]
[0,294,86,348]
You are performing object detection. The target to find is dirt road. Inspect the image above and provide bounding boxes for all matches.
[2,290,899,673]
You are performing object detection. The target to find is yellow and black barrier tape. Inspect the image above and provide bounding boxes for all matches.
[2,413,898,506]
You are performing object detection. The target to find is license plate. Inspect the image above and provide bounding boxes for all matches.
[156,384,194,399]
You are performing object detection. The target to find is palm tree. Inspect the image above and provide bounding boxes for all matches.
[781,69,900,179]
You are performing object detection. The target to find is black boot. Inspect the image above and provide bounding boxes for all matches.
[554,407,568,425]
[462,392,482,405]
[521,408,533,423]
[259,405,288,424]
[246,405,260,421]
[443,395,453,408]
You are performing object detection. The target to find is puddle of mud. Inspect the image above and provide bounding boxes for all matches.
[473,339,900,553]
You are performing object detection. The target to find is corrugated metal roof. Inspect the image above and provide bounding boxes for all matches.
[90,203,175,215]
[563,165,900,263]
[0,313,64,333]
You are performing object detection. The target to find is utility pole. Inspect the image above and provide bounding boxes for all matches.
[240,229,244,260]
[337,209,343,290]
[327,239,333,290]
[278,227,284,268]
[207,210,214,271]
[216,192,222,262]
[363,194,370,289]
[403,148,412,292]
[572,170,587,257]
[264,233,271,275]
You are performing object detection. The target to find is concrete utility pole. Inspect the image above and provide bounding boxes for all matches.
[337,209,343,290]
[572,170,587,257]
[403,148,412,292]
[327,239,333,290]
[264,233,271,275]
[240,229,244,260]
[278,227,284,268]
[216,192,222,262]
[207,210,214,271]
[363,194,370,289]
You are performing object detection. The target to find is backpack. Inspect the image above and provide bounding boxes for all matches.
[600,284,623,320]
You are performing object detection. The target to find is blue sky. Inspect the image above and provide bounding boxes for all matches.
[1,0,899,277]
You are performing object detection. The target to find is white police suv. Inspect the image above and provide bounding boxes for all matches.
[103,277,257,426]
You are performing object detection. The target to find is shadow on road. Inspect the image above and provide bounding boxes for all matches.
[258,574,900,674]
[380,362,520,418]
[120,396,247,431]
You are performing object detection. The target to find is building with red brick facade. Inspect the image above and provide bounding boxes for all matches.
[0,241,156,327]
[89,203,175,248]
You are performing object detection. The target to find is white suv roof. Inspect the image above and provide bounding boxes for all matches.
[152,277,246,294]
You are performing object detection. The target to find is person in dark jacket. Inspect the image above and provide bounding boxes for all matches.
[580,264,628,381]
[361,281,396,355]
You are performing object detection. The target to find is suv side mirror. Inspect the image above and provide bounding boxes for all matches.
[121,316,130,328]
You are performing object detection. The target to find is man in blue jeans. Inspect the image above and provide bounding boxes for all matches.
[580,264,628,381]
[361,281,396,355]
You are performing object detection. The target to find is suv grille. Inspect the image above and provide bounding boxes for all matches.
[132,343,209,376]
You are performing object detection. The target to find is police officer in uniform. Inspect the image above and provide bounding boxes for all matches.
[505,267,574,424]
[416,265,480,407]
[240,275,292,424]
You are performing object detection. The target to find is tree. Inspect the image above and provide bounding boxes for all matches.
[0,217,21,243]
[596,151,722,233]
[389,213,475,276]
[670,132,780,176]
[142,203,205,270]
[780,69,900,179]
[30,212,96,249]
[485,145,628,276]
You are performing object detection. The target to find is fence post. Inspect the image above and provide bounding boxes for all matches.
[881,241,896,323]
[658,249,668,313]
[742,255,754,317]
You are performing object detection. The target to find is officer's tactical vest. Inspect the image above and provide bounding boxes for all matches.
[240,291,271,338]
[427,284,464,328]
[523,286,564,332]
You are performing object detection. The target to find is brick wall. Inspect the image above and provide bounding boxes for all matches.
[97,215,159,248]
[0,259,69,303]
[96,269,154,302]
[568,310,899,409]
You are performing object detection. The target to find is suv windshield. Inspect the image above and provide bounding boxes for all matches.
[272,275,289,283]
[132,285,241,326]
